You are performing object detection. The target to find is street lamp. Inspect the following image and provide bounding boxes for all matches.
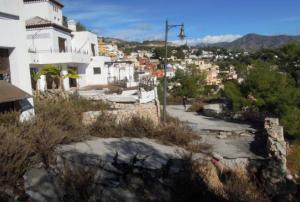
[162,20,185,123]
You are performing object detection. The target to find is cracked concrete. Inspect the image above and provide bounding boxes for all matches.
[167,105,264,159]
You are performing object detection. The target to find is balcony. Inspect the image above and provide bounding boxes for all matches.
[28,49,91,65]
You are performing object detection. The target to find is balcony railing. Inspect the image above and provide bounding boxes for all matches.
[28,48,91,64]
[28,48,90,55]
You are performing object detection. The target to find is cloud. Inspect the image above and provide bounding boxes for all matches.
[62,0,160,39]
[174,34,242,45]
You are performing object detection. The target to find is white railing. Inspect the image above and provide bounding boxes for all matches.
[28,48,90,55]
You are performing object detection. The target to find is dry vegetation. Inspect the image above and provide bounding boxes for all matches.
[187,101,204,113]
[0,96,203,198]
[0,96,275,201]
[288,141,300,182]
[193,162,269,202]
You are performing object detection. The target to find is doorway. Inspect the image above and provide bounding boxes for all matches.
[0,48,10,82]
[58,37,66,52]
[69,67,78,88]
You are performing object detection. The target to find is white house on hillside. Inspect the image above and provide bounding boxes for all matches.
[0,0,34,120]
[23,0,134,91]
[105,61,137,88]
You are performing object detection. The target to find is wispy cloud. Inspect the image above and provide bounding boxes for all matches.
[174,34,242,45]
[62,0,161,39]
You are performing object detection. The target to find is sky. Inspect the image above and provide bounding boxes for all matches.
[61,0,300,44]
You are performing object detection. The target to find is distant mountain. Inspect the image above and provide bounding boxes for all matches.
[198,34,300,51]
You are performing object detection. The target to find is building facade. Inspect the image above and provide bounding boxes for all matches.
[0,0,34,120]
[23,0,134,91]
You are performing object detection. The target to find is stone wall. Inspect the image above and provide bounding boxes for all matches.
[35,89,71,100]
[82,100,160,125]
[261,118,297,195]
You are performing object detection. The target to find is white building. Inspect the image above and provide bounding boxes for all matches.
[106,61,137,88]
[0,0,34,120]
[23,0,133,90]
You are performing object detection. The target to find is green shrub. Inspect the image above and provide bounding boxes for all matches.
[280,106,300,138]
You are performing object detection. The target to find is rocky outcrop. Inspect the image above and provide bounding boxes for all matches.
[261,118,297,195]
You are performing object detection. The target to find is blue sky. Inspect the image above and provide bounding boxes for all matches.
[61,0,300,43]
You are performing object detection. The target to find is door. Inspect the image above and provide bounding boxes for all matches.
[69,67,78,88]
[0,48,10,82]
[58,37,66,52]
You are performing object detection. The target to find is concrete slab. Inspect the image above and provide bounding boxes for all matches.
[167,105,263,160]
[57,138,186,170]
[167,105,255,132]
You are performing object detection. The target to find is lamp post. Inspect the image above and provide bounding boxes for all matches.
[162,20,186,123]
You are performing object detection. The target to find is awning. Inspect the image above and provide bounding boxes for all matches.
[0,81,31,104]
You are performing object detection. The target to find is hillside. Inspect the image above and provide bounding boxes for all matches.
[102,37,175,48]
[200,34,300,51]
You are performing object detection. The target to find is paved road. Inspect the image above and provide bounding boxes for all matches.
[167,105,263,159]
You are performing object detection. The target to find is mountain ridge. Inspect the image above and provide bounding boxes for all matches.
[198,33,300,51]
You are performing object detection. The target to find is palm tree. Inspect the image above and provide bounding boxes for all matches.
[40,64,80,91]
[31,68,47,97]
[40,64,61,89]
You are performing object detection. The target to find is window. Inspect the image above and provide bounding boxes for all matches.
[93,67,101,75]
[91,44,96,56]
[53,5,58,12]
[58,37,66,52]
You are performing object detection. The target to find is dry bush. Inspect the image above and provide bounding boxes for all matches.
[0,125,34,186]
[60,164,99,202]
[287,140,300,181]
[188,101,204,113]
[120,116,155,138]
[105,86,123,95]
[68,95,110,112]
[193,162,224,195]
[192,162,269,202]
[223,167,269,202]
[89,114,203,152]
[154,121,197,148]
[0,111,20,126]
[88,113,121,138]
[0,97,99,195]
